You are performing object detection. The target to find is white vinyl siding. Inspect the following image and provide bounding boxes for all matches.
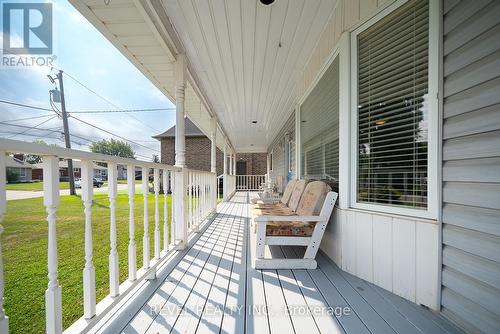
[441,1,500,333]
[354,0,429,210]
[300,56,340,192]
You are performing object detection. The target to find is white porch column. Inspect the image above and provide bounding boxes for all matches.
[233,152,237,175]
[223,145,228,201]
[223,145,227,175]
[175,56,186,169]
[174,54,188,249]
[266,153,271,182]
[210,119,217,210]
[210,118,217,174]
[295,104,301,179]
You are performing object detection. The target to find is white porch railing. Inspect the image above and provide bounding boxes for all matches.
[222,174,236,201]
[236,174,266,191]
[187,169,217,233]
[0,138,217,334]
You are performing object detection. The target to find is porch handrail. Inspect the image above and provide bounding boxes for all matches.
[0,138,217,334]
[235,174,266,191]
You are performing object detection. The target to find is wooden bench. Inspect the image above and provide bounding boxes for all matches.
[252,180,338,269]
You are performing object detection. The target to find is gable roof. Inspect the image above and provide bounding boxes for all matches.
[5,156,32,169]
[153,117,205,139]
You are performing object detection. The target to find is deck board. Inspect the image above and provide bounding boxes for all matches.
[97,192,462,334]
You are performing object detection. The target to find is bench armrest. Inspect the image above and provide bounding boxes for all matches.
[254,215,326,223]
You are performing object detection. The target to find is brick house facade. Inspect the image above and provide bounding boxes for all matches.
[154,118,267,175]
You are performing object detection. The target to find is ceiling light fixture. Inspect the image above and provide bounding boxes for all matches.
[260,0,275,6]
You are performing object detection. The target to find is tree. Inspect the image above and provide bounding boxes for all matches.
[6,169,19,183]
[152,154,160,163]
[90,139,135,159]
[24,140,60,164]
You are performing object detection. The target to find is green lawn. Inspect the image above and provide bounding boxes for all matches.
[5,182,70,191]
[116,179,142,184]
[2,192,171,333]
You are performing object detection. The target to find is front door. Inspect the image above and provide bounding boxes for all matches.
[236,161,247,175]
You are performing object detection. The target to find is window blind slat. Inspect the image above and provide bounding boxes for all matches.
[357,0,429,209]
[301,56,339,191]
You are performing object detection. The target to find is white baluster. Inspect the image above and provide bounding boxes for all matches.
[170,171,175,246]
[201,174,205,220]
[153,168,160,260]
[43,156,62,334]
[0,153,8,333]
[187,170,193,228]
[195,173,199,227]
[142,167,150,270]
[204,174,207,218]
[81,160,96,319]
[108,163,119,297]
[163,170,169,251]
[127,165,137,281]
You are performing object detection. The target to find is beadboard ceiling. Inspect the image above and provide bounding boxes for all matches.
[161,0,336,151]
[70,0,337,152]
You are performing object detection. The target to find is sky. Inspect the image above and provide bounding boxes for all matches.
[0,0,176,160]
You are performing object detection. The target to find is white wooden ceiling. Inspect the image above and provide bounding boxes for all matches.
[70,0,337,152]
[70,0,231,151]
[160,0,336,151]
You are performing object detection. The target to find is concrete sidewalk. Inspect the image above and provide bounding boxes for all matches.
[7,183,134,201]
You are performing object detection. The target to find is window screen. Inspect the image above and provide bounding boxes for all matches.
[357,0,429,208]
[301,56,339,192]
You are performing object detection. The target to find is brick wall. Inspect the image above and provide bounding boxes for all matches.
[159,137,267,176]
[160,136,224,175]
[235,153,267,175]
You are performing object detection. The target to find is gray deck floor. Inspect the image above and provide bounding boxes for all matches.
[95,192,463,334]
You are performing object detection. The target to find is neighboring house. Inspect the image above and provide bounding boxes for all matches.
[5,154,32,182]
[117,165,142,180]
[32,160,107,181]
[153,117,266,175]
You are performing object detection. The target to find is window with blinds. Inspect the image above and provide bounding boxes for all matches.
[356,0,429,208]
[301,56,339,192]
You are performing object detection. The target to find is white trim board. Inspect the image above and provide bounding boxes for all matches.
[349,0,440,220]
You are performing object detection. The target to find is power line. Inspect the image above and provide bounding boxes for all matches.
[61,71,163,132]
[0,121,62,135]
[1,113,55,123]
[0,99,53,112]
[69,115,160,153]
[8,115,58,139]
[0,99,174,114]
[70,107,175,114]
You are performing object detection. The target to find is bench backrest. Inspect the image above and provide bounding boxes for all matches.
[287,179,307,211]
[296,181,332,216]
[280,179,297,205]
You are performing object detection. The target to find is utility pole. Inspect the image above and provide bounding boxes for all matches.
[57,70,76,195]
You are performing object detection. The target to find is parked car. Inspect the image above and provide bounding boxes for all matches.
[93,178,104,187]
[74,178,104,188]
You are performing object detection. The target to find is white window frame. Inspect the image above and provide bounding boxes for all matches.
[19,167,26,177]
[349,0,439,219]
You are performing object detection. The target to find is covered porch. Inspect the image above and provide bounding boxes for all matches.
[81,192,461,334]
